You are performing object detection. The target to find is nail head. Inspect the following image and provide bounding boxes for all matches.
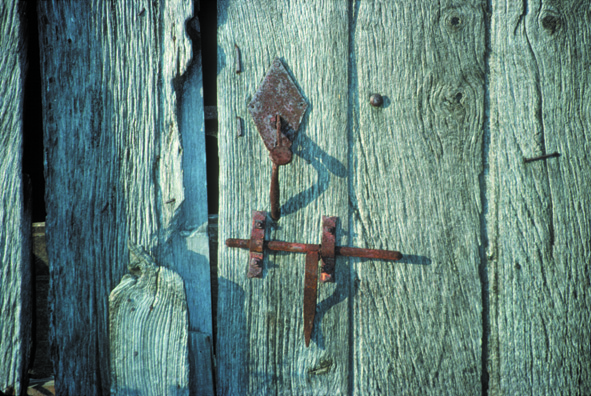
[370,93,383,107]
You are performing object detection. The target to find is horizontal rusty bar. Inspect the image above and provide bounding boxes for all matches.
[226,239,402,261]
[337,246,402,261]
[226,238,318,253]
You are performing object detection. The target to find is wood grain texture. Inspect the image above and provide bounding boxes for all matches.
[351,1,486,394]
[489,1,591,394]
[217,1,351,394]
[109,245,189,395]
[37,1,211,394]
[0,1,32,395]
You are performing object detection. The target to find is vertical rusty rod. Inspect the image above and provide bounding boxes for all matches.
[270,163,280,220]
[303,250,319,347]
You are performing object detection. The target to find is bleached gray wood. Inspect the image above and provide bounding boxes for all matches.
[37,1,212,394]
[489,1,591,394]
[351,1,486,394]
[109,245,189,396]
[217,1,351,394]
[0,2,32,395]
[170,17,215,396]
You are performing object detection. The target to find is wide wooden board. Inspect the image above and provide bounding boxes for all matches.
[0,2,32,395]
[351,1,486,394]
[489,1,591,393]
[37,1,211,394]
[217,1,351,394]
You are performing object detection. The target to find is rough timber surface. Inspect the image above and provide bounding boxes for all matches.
[109,246,189,396]
[0,2,31,395]
[350,1,486,394]
[217,1,351,394]
[37,1,211,394]
[488,1,591,394]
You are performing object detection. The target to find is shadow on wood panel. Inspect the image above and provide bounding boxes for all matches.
[282,134,347,218]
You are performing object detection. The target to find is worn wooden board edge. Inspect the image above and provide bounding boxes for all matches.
[169,14,214,394]
[0,1,32,395]
[109,245,189,396]
[36,0,212,394]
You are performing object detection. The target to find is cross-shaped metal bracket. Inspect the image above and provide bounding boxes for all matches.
[226,211,403,347]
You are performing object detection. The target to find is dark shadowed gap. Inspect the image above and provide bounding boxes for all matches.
[22,0,54,383]
[197,1,219,386]
[479,1,493,395]
[346,1,361,394]
[22,0,45,223]
[199,1,219,215]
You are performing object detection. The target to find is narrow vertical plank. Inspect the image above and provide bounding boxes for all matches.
[109,246,189,396]
[351,1,486,394]
[0,2,31,395]
[37,1,212,394]
[489,1,591,394]
[170,15,215,396]
[217,1,350,394]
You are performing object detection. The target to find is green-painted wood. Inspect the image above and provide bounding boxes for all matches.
[109,245,189,395]
[37,1,212,394]
[0,2,32,395]
[489,1,591,394]
[217,1,351,394]
[351,1,486,394]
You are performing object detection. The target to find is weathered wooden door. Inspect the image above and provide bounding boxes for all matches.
[216,1,591,395]
[2,0,591,395]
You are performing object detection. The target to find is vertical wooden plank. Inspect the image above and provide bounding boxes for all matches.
[217,1,350,394]
[489,1,591,394]
[171,14,215,396]
[109,246,189,395]
[0,1,31,395]
[37,0,212,394]
[351,1,486,394]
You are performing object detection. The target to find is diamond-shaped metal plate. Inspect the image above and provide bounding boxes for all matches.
[248,58,308,152]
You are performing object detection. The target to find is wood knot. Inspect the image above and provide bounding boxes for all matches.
[441,7,469,33]
[540,11,562,34]
[448,15,463,30]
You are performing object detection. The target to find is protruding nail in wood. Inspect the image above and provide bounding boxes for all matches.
[524,151,560,163]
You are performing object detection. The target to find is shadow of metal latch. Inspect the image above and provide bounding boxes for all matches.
[226,211,403,347]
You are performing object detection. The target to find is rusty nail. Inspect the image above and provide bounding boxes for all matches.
[254,219,264,229]
[524,151,560,163]
[369,93,383,107]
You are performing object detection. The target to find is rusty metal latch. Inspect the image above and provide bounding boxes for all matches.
[226,211,403,347]
[248,58,308,221]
